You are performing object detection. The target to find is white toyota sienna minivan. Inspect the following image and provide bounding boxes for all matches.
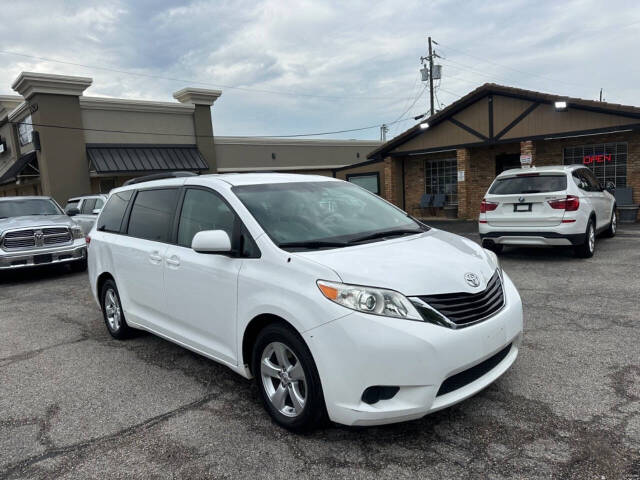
[87,172,523,430]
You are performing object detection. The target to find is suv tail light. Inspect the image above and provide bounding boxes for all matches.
[548,195,580,211]
[85,235,91,244]
[480,199,498,213]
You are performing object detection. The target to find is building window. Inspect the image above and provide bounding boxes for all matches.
[425,158,458,205]
[347,172,380,194]
[563,142,627,188]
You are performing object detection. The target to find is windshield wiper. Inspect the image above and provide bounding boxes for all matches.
[278,240,349,250]
[348,228,423,244]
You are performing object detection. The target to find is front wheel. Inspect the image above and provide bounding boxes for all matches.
[574,219,595,258]
[252,323,327,431]
[602,209,617,238]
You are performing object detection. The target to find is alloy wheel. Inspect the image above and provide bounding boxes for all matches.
[588,224,595,253]
[260,342,307,417]
[612,212,617,234]
[104,288,122,331]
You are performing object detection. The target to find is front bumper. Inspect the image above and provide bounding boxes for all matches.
[0,240,86,270]
[304,272,523,426]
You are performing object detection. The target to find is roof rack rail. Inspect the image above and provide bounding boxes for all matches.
[123,171,198,186]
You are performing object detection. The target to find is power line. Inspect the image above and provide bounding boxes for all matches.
[0,49,412,102]
[9,110,419,138]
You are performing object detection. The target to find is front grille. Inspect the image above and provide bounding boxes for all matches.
[418,271,504,327]
[1,227,72,251]
[437,343,512,396]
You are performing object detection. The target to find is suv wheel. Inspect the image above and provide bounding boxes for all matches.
[603,209,617,238]
[252,323,327,431]
[100,279,133,339]
[574,219,595,258]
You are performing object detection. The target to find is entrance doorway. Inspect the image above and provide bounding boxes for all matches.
[496,153,521,175]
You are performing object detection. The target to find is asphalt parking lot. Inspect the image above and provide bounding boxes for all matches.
[1,224,639,479]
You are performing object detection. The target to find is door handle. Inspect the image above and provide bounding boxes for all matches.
[149,252,163,263]
[166,256,180,267]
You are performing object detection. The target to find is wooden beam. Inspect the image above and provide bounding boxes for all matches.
[448,117,489,141]
[494,102,540,140]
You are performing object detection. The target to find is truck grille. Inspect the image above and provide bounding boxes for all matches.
[2,227,72,251]
[418,271,504,327]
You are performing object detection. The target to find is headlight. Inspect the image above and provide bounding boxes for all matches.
[317,280,422,321]
[71,226,84,239]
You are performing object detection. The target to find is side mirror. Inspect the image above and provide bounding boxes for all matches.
[92,208,102,215]
[67,207,80,216]
[605,181,616,193]
[192,230,231,254]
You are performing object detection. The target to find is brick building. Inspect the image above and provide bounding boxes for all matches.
[336,84,640,221]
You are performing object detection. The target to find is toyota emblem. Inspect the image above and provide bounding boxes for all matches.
[464,272,480,288]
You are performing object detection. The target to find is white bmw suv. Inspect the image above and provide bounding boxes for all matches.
[88,172,523,430]
[479,165,616,258]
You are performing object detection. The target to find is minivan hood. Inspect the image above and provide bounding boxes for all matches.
[0,215,77,233]
[295,229,497,296]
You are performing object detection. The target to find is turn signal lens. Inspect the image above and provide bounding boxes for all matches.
[548,195,580,211]
[316,280,422,321]
[480,199,498,213]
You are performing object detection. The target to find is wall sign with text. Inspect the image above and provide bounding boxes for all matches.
[583,154,612,165]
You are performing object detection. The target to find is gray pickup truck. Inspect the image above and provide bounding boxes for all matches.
[0,196,87,271]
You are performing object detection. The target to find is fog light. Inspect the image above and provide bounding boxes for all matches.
[361,386,400,405]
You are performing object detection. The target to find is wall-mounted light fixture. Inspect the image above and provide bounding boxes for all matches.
[420,122,430,130]
[554,101,567,110]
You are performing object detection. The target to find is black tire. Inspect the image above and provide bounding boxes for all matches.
[100,279,133,339]
[482,240,503,254]
[602,208,617,238]
[252,323,327,432]
[574,219,595,258]
[70,257,88,272]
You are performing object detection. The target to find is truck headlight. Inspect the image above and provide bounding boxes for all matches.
[317,280,422,320]
[71,226,84,240]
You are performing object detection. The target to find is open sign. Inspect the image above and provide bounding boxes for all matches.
[583,154,612,165]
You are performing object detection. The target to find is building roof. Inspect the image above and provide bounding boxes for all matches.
[368,83,640,160]
[86,145,208,174]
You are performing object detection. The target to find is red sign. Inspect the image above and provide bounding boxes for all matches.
[583,154,612,165]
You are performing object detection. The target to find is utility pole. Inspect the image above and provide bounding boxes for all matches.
[428,37,435,116]
[420,37,440,116]
[599,88,603,102]
[380,124,389,142]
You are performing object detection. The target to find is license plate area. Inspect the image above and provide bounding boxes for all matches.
[33,254,53,265]
[513,203,532,212]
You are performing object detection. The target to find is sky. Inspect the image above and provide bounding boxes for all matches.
[1,0,639,140]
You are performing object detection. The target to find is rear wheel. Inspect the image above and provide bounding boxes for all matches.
[252,323,327,431]
[574,219,595,258]
[602,208,617,238]
[100,279,133,339]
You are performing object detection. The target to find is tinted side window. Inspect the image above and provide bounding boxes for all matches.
[127,189,179,243]
[97,190,134,232]
[94,198,105,210]
[573,170,595,191]
[178,189,236,247]
[81,198,96,214]
[582,169,602,191]
[64,200,80,213]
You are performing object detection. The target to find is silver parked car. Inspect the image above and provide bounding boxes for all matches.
[64,194,107,234]
[0,196,87,271]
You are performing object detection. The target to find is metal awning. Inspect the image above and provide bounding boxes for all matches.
[87,144,209,174]
[0,151,39,185]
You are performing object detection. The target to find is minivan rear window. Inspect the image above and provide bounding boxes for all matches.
[489,175,567,195]
[97,190,133,233]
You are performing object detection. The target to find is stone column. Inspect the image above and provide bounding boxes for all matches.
[11,72,92,205]
[382,156,403,207]
[173,88,222,173]
[456,148,471,218]
[520,140,536,165]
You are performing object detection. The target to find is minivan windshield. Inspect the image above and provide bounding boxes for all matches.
[0,199,62,219]
[233,181,425,250]
[489,174,567,195]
